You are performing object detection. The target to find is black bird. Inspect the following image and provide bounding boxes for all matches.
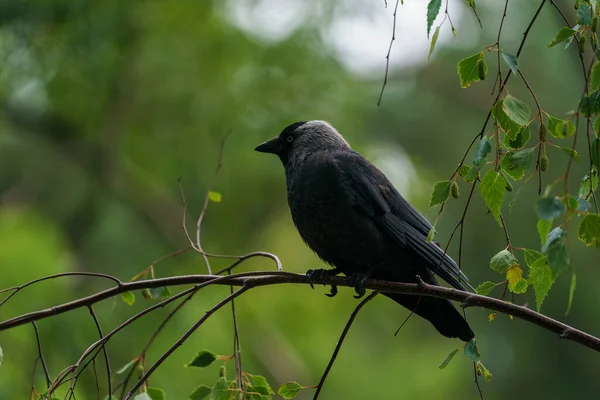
[255,121,474,341]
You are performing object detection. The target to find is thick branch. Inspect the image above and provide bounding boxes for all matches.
[1,271,599,352]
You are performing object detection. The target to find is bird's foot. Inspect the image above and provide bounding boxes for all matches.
[347,272,371,299]
[306,268,341,297]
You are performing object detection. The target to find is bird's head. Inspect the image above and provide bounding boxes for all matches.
[255,120,350,167]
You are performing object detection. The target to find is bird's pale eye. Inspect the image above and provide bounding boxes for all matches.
[286,136,294,142]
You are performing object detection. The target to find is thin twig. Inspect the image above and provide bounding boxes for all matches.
[32,322,51,389]
[313,292,378,400]
[87,305,112,397]
[377,0,400,106]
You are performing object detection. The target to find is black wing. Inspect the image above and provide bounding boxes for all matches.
[332,150,472,291]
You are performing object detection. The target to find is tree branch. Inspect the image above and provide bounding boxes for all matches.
[1,271,599,353]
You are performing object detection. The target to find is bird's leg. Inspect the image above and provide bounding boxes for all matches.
[347,271,372,299]
[306,268,342,297]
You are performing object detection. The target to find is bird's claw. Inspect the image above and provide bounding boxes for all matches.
[306,268,340,295]
[348,272,370,299]
[325,285,338,298]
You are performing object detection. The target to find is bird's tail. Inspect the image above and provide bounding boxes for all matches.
[384,292,474,342]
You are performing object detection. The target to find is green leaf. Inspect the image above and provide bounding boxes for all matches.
[429,181,451,208]
[463,339,480,362]
[528,255,553,311]
[536,197,566,220]
[427,0,442,38]
[591,61,600,92]
[523,248,544,267]
[502,95,530,126]
[501,51,518,74]
[428,26,441,60]
[559,146,579,161]
[278,382,303,399]
[577,196,591,212]
[578,3,593,26]
[501,148,535,181]
[544,227,569,277]
[248,375,275,395]
[149,286,171,299]
[537,219,552,247]
[474,136,492,164]
[566,272,577,315]
[490,249,516,273]
[506,266,523,291]
[547,27,577,47]
[185,350,217,368]
[511,278,529,294]
[211,377,231,400]
[592,138,599,171]
[189,385,212,400]
[426,225,436,244]
[480,170,507,226]
[0,345,3,367]
[439,348,459,369]
[547,116,576,138]
[493,100,523,139]
[208,191,222,203]
[504,125,531,150]
[147,388,166,400]
[133,394,152,400]
[581,91,600,117]
[475,281,497,296]
[578,171,598,197]
[121,292,135,306]
[116,359,138,375]
[458,52,487,88]
[479,362,492,382]
[578,214,600,247]
[500,154,524,180]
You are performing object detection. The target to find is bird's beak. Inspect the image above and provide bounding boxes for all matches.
[254,136,282,154]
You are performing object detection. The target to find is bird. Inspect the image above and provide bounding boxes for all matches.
[255,120,474,342]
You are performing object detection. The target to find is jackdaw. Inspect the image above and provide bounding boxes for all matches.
[255,120,474,341]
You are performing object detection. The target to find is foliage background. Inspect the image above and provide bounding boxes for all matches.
[0,0,598,399]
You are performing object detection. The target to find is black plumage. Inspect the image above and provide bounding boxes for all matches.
[255,121,474,341]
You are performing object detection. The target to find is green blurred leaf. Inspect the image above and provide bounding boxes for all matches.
[544,228,569,277]
[566,273,577,315]
[592,138,599,171]
[458,52,487,88]
[426,225,436,244]
[0,345,3,367]
[502,95,530,126]
[480,170,507,226]
[528,255,553,311]
[121,291,135,306]
[147,388,166,400]
[278,382,303,399]
[429,181,451,208]
[578,214,600,247]
[592,61,600,92]
[490,249,516,273]
[185,350,217,368]
[428,26,441,60]
[537,219,552,247]
[439,348,459,369]
[463,339,480,362]
[133,394,152,400]
[578,3,592,25]
[479,362,492,382]
[504,125,531,149]
[149,286,171,299]
[211,378,231,400]
[581,91,600,117]
[576,196,591,212]
[208,191,222,203]
[536,197,566,220]
[558,146,579,161]
[189,385,212,400]
[493,101,523,139]
[547,116,576,138]
[578,171,598,197]
[547,27,577,47]
[116,359,138,375]
[427,0,442,38]
[475,281,497,296]
[501,51,518,74]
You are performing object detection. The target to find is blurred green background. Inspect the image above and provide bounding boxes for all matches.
[0,0,598,399]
